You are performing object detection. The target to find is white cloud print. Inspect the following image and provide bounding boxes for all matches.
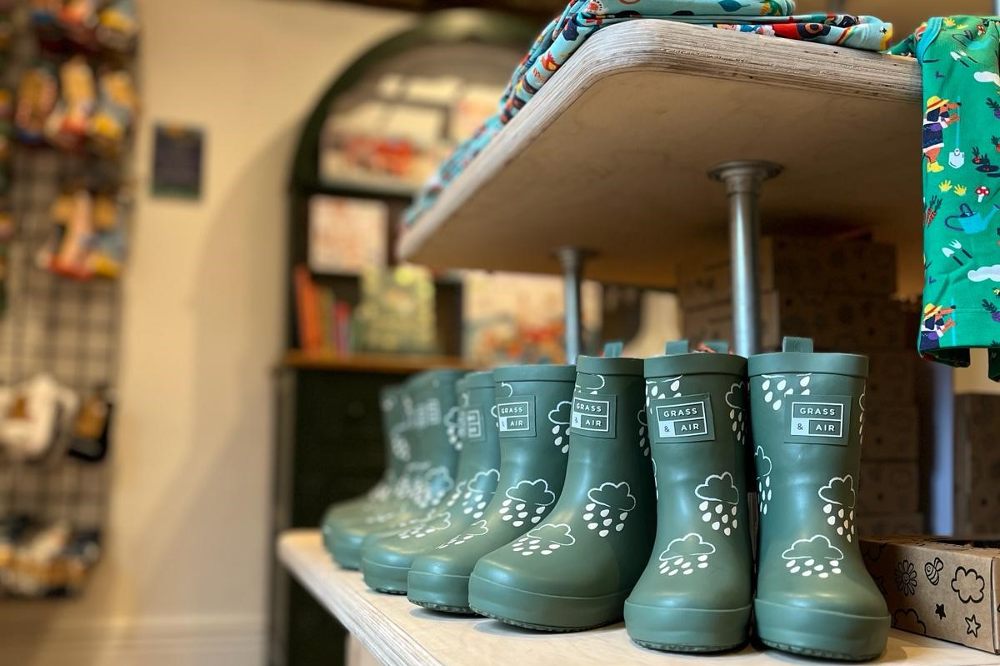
[500,479,556,528]
[695,473,740,505]
[512,523,575,557]
[468,469,500,492]
[549,401,573,453]
[548,401,572,425]
[968,265,1000,282]
[661,533,717,559]
[506,479,556,506]
[658,533,716,576]
[587,482,637,512]
[818,476,856,507]
[782,535,844,578]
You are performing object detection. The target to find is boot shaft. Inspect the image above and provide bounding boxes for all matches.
[566,356,655,548]
[403,369,464,509]
[492,364,577,517]
[452,371,502,490]
[378,384,409,482]
[644,346,750,549]
[749,339,868,560]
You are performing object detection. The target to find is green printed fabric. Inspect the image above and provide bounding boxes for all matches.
[891,16,1000,381]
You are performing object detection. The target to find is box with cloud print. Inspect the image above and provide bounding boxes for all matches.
[861,536,1000,654]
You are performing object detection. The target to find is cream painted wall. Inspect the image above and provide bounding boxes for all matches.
[0,1,413,665]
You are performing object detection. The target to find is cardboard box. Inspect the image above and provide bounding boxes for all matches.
[862,536,1000,654]
[955,395,1000,535]
[682,292,910,353]
[867,352,918,406]
[862,405,919,461]
[678,236,898,309]
[857,512,925,537]
[682,292,782,350]
[859,462,919,514]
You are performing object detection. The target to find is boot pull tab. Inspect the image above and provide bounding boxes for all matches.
[664,340,690,355]
[700,340,730,354]
[602,341,624,358]
[782,337,814,353]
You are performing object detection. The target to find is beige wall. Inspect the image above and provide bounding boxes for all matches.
[0,1,412,664]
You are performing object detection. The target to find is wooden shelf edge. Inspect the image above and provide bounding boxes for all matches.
[281,350,475,374]
[279,530,442,666]
[278,530,1000,666]
[397,19,921,279]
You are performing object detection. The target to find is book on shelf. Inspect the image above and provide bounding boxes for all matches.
[293,264,355,355]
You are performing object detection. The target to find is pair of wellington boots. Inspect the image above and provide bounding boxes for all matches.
[406,363,579,612]
[361,364,579,602]
[325,368,465,570]
[624,338,889,661]
[361,370,504,593]
[464,354,658,630]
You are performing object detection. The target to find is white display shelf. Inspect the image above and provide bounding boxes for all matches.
[279,530,1000,666]
[397,20,922,288]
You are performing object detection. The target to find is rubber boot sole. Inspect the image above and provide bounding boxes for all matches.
[623,601,751,653]
[469,574,628,632]
[329,532,363,571]
[361,557,409,594]
[407,570,474,614]
[755,599,889,661]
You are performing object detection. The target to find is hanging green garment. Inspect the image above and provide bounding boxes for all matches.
[890,16,1000,381]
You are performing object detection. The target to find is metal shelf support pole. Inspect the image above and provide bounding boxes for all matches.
[555,247,592,363]
[709,161,782,357]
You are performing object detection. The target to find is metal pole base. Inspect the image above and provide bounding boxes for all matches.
[554,247,594,364]
[708,161,782,357]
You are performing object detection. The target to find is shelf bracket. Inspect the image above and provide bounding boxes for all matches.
[709,161,782,357]
[555,247,593,364]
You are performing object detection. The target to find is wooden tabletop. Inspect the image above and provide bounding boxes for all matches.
[279,530,1000,666]
[398,20,922,289]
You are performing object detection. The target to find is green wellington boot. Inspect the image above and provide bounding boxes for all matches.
[468,355,655,631]
[407,363,576,614]
[361,371,502,594]
[624,341,753,652]
[321,384,409,555]
[328,369,465,570]
[751,337,889,661]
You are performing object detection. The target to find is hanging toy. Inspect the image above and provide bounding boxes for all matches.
[59,0,100,51]
[45,57,96,152]
[14,64,58,144]
[89,69,136,158]
[87,191,125,279]
[68,387,112,463]
[96,0,138,54]
[52,188,95,278]
[0,375,79,462]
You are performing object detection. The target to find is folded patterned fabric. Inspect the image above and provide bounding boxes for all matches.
[404,1,892,225]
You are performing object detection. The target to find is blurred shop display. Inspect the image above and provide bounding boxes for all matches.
[277,11,538,666]
[316,13,522,194]
[0,0,138,600]
[295,264,438,356]
[462,271,602,365]
[308,196,388,275]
